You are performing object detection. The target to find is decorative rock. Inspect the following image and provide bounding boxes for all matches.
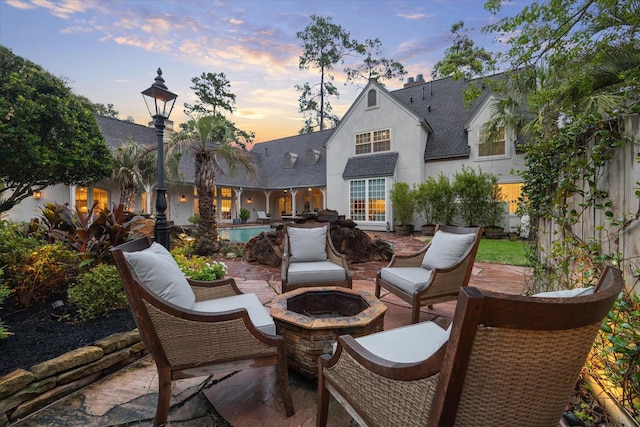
[0,369,34,399]
[0,377,56,414]
[244,216,393,266]
[57,348,131,384]
[31,346,104,380]
[316,209,339,223]
[225,252,237,259]
[244,232,283,267]
[9,372,101,421]
[94,330,140,354]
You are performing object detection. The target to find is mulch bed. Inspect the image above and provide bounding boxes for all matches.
[0,298,136,377]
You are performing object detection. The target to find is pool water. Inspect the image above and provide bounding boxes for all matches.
[218,226,273,243]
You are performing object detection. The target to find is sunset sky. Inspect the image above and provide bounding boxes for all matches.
[0,0,532,143]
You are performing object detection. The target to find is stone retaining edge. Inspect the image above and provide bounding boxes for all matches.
[0,329,145,426]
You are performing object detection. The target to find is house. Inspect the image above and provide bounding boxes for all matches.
[7,74,526,232]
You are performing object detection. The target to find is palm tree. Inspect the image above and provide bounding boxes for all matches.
[111,140,156,211]
[170,114,256,255]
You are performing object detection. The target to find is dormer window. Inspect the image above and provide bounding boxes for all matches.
[284,152,298,168]
[307,149,320,165]
[367,89,377,108]
[479,127,506,157]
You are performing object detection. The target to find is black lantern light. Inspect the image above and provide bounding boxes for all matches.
[142,68,177,250]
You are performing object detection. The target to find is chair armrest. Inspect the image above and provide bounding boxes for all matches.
[281,252,290,282]
[187,277,243,301]
[143,289,283,349]
[386,244,430,268]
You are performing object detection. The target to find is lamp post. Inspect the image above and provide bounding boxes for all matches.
[142,68,177,250]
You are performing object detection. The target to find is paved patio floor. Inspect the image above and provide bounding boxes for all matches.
[12,232,530,426]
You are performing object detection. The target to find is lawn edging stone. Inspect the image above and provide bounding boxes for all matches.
[0,329,145,425]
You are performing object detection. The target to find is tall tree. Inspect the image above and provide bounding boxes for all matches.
[344,38,407,85]
[184,72,236,116]
[0,46,111,213]
[170,114,255,255]
[433,21,496,106]
[111,140,156,211]
[296,15,361,133]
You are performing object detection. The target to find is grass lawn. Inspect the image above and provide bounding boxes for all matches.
[475,238,531,266]
[416,236,531,266]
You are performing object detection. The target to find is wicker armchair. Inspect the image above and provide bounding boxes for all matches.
[111,237,294,426]
[281,222,352,293]
[375,225,482,323]
[318,266,624,427]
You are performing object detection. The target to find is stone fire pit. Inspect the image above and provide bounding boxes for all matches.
[270,286,387,377]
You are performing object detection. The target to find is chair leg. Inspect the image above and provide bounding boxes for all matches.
[411,305,421,324]
[154,367,172,427]
[374,280,381,298]
[278,356,295,417]
[316,369,330,427]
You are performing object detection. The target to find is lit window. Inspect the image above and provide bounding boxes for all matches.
[355,129,390,155]
[75,187,109,214]
[350,178,386,222]
[496,182,523,214]
[479,127,506,157]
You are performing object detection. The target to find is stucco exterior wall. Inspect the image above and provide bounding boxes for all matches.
[326,84,429,231]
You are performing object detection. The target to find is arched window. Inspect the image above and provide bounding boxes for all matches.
[367,89,377,108]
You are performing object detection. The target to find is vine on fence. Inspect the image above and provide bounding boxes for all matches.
[521,113,640,420]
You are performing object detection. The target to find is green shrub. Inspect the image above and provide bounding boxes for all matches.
[68,264,129,321]
[11,242,78,307]
[0,267,12,339]
[172,253,227,281]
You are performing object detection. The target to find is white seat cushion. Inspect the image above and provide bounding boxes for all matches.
[123,242,196,309]
[287,261,346,284]
[288,225,328,262]
[533,287,595,298]
[422,230,476,270]
[349,321,451,363]
[380,267,433,294]
[191,293,276,335]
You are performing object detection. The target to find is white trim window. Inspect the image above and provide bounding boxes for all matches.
[355,129,390,155]
[479,127,506,157]
[349,178,386,222]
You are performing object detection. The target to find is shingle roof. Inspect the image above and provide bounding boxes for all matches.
[94,115,156,149]
[390,76,495,161]
[177,129,333,189]
[342,152,399,179]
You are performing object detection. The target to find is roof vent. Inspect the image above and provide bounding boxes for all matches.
[416,74,424,82]
[407,77,415,84]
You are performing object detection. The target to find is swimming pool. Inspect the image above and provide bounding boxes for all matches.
[218,225,273,243]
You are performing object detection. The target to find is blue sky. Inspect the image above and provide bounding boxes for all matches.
[0,0,531,143]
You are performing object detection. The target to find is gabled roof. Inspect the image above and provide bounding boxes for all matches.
[94,115,155,150]
[390,76,495,161]
[324,79,431,149]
